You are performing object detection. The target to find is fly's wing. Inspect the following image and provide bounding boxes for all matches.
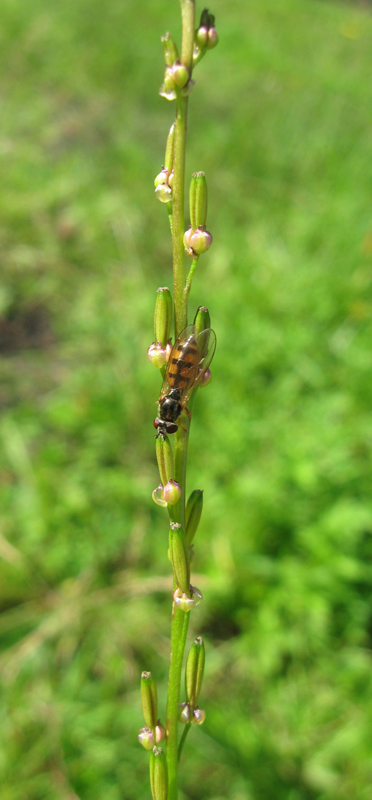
[158,324,196,401]
[183,327,217,404]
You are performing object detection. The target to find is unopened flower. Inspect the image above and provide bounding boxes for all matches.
[138,726,155,750]
[163,479,181,505]
[190,226,212,255]
[192,706,206,725]
[179,702,191,724]
[147,342,168,369]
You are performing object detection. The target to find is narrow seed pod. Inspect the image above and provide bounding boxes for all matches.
[185,636,205,711]
[161,32,179,67]
[164,123,175,172]
[155,435,174,487]
[150,747,168,800]
[162,479,181,506]
[189,172,208,230]
[186,490,203,546]
[141,671,158,731]
[154,287,172,347]
[169,523,190,595]
[193,305,211,336]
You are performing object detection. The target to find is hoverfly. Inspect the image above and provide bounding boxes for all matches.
[154,324,216,439]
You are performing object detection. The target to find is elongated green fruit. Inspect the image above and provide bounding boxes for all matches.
[185,489,203,546]
[164,123,175,173]
[141,671,158,731]
[156,435,174,488]
[154,287,172,347]
[169,523,190,595]
[150,747,168,800]
[189,172,208,230]
[193,305,210,336]
[185,636,205,711]
[161,32,179,67]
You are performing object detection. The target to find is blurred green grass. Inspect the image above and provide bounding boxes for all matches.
[1,0,372,798]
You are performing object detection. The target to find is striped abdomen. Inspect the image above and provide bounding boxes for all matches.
[168,338,199,396]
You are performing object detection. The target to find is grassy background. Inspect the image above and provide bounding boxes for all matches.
[1,0,372,798]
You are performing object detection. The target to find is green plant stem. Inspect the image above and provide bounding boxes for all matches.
[178,723,191,762]
[185,257,199,301]
[166,4,195,798]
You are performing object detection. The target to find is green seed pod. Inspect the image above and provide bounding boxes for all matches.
[150,747,168,800]
[186,490,203,546]
[161,32,179,67]
[185,636,205,711]
[193,306,211,337]
[169,523,190,595]
[155,435,174,487]
[141,671,158,731]
[154,287,172,348]
[189,172,208,230]
[164,123,175,173]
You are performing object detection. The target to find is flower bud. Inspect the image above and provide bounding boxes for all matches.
[141,672,158,731]
[189,172,208,231]
[186,490,203,546]
[138,726,155,750]
[150,747,168,800]
[190,227,212,255]
[163,479,181,506]
[172,61,189,89]
[161,32,179,67]
[179,702,191,724]
[154,287,172,348]
[147,342,168,369]
[155,434,174,487]
[192,706,206,725]
[185,636,205,711]
[173,585,203,612]
[155,721,166,744]
[155,184,172,203]
[152,484,168,508]
[164,123,175,173]
[199,367,212,388]
[195,25,208,48]
[169,523,190,595]
[206,27,218,49]
[183,226,193,251]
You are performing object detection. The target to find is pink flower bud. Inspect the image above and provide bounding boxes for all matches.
[206,27,219,49]
[192,707,206,725]
[155,721,166,744]
[162,479,181,505]
[147,342,168,369]
[195,25,208,48]
[190,226,212,255]
[183,226,194,250]
[138,726,155,750]
[199,367,212,388]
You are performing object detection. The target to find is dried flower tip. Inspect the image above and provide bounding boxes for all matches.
[179,702,191,724]
[206,27,218,49]
[199,367,212,388]
[154,287,172,347]
[192,706,206,725]
[189,172,208,230]
[172,61,189,89]
[185,636,205,711]
[163,479,181,505]
[169,525,190,593]
[161,32,179,67]
[138,726,155,750]
[152,485,167,508]
[155,721,166,744]
[190,226,212,255]
[155,433,174,487]
[141,671,158,731]
[147,342,168,369]
[186,489,203,546]
[150,747,168,800]
[170,521,181,530]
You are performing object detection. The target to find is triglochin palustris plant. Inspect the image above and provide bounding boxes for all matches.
[139,5,219,799]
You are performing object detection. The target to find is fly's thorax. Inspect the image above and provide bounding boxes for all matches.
[159,389,182,423]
